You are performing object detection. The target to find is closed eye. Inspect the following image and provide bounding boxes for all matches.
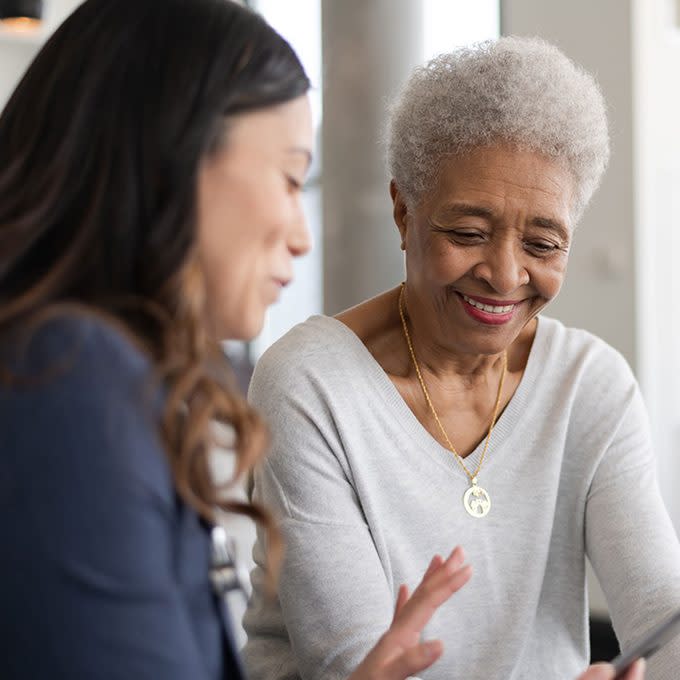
[440,229,488,244]
[286,176,304,192]
[524,240,563,255]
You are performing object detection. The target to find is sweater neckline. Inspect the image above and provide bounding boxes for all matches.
[310,314,553,482]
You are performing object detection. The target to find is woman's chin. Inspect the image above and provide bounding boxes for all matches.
[215,310,266,343]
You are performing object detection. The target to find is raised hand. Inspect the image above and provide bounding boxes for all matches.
[348,546,472,680]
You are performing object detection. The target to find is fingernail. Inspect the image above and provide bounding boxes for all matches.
[448,546,464,563]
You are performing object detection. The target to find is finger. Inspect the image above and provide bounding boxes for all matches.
[621,658,646,680]
[393,555,442,622]
[392,584,409,622]
[576,662,615,680]
[411,547,464,598]
[411,563,472,614]
[405,546,469,611]
[423,554,444,579]
[575,660,647,680]
[390,561,472,636]
[378,639,443,680]
[437,545,465,578]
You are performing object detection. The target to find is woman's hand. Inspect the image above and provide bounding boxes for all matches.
[576,659,645,680]
[346,546,645,680]
[348,546,472,680]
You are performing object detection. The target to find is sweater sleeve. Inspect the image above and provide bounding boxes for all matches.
[585,383,680,680]
[243,355,399,680]
[0,319,221,680]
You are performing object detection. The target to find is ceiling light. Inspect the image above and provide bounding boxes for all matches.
[0,0,44,33]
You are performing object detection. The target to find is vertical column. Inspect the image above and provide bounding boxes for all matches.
[321,0,423,314]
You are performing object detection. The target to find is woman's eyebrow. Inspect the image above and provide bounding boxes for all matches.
[433,203,570,239]
[531,216,569,239]
[434,202,495,220]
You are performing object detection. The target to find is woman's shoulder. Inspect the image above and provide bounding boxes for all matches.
[0,310,158,422]
[252,289,399,388]
[1,312,151,381]
[251,314,365,386]
[0,313,172,504]
[536,314,635,390]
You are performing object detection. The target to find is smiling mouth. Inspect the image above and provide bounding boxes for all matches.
[460,293,518,314]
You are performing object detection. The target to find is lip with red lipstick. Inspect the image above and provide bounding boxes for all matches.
[456,291,524,325]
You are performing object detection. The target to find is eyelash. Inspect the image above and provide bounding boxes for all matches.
[288,173,312,194]
[441,230,564,256]
[451,230,484,241]
[524,241,560,254]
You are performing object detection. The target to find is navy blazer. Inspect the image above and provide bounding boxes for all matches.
[0,317,245,679]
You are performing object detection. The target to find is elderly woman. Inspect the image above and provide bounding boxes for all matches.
[242,38,673,679]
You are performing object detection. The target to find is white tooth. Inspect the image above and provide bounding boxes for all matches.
[463,295,515,314]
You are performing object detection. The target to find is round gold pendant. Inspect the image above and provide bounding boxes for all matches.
[463,484,491,517]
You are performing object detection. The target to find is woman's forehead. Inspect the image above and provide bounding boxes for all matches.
[422,146,575,228]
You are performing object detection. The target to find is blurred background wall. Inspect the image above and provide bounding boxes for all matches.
[2,0,679,653]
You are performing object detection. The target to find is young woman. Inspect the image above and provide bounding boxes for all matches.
[0,1,642,679]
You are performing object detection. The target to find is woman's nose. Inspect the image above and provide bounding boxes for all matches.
[287,212,312,258]
[472,240,529,294]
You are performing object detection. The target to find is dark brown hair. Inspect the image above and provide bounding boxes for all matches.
[0,0,310,582]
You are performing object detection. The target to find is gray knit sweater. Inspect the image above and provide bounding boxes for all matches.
[243,315,680,680]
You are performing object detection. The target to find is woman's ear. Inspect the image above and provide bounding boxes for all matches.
[390,179,409,250]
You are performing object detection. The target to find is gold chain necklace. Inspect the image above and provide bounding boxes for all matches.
[398,283,507,518]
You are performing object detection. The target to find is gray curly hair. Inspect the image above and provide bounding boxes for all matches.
[385,36,610,223]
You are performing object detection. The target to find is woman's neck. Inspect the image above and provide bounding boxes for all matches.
[335,284,536,392]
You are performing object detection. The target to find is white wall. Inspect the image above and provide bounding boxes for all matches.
[632,0,680,530]
[0,36,38,108]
